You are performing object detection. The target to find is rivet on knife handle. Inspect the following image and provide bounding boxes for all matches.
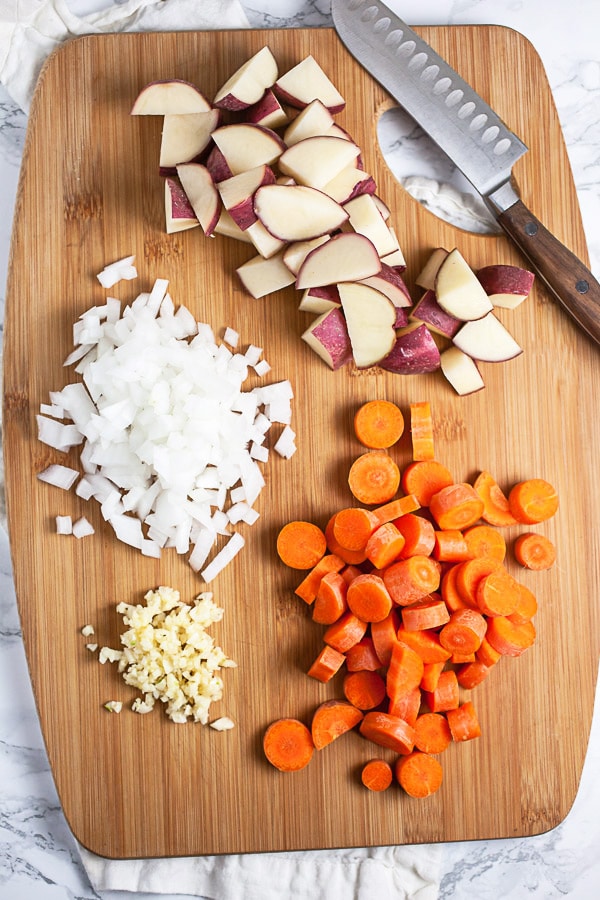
[494,197,600,345]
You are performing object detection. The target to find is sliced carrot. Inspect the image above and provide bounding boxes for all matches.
[420,660,446,693]
[359,711,416,754]
[439,608,487,655]
[263,718,314,771]
[364,521,405,569]
[475,567,521,617]
[371,494,421,527]
[396,751,443,798]
[414,712,452,754]
[450,651,476,664]
[395,513,436,558]
[312,571,348,624]
[343,670,387,710]
[508,582,538,625]
[383,554,441,606]
[387,684,422,726]
[432,529,471,562]
[345,636,382,672]
[455,555,504,607]
[346,573,393,623]
[307,644,346,683]
[401,459,453,506]
[429,482,484,531]
[472,470,517,526]
[513,532,556,570]
[348,450,401,506]
[311,700,364,750]
[422,668,459,713]
[463,524,506,562]
[323,610,368,653]
[354,399,404,449]
[400,598,450,632]
[361,758,393,792]
[476,636,502,668]
[386,642,425,701]
[340,564,364,585]
[457,661,492,689]
[333,506,378,551]
[370,608,401,666]
[325,515,368,565]
[508,478,559,524]
[276,520,327,569]
[446,700,481,742]
[294,552,346,604]
[397,626,451,663]
[486,615,536,657]
[441,563,470,612]
[409,401,435,461]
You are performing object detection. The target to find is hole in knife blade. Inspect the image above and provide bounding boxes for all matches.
[377,105,501,235]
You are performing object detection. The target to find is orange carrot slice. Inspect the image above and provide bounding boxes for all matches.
[348,451,401,505]
[263,718,314,771]
[311,700,364,750]
[396,751,443,798]
[361,758,393,792]
[354,399,404,449]
[276,520,327,569]
[508,478,559,524]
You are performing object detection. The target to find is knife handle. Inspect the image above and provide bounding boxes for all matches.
[497,199,600,346]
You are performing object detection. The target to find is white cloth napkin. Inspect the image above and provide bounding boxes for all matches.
[0,1,443,896]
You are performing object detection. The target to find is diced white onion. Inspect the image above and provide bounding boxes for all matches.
[223,326,239,347]
[274,425,297,459]
[97,255,137,288]
[72,516,95,538]
[56,515,73,534]
[37,464,80,490]
[201,532,245,583]
[209,716,235,731]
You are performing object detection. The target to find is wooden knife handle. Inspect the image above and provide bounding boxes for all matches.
[498,199,600,346]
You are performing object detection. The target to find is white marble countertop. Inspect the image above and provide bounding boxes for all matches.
[1,1,599,898]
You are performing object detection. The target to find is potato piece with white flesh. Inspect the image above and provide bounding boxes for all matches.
[381,228,406,269]
[440,346,485,395]
[476,264,535,309]
[131,80,212,115]
[159,111,220,171]
[435,248,493,320]
[213,46,278,111]
[274,55,345,113]
[338,282,397,368]
[245,220,287,258]
[360,263,412,310]
[322,167,376,204]
[206,146,233,183]
[283,99,335,146]
[301,307,353,370]
[278,135,361,190]
[176,163,220,236]
[236,251,296,298]
[380,323,441,375]
[246,89,288,129]
[283,236,331,275]
[210,123,285,175]
[217,165,276,230]
[343,194,399,257]
[415,247,449,290]
[298,284,341,313]
[165,178,199,234]
[453,312,523,362]
[213,208,254,243]
[410,289,461,339]
[254,184,348,242]
[296,233,381,290]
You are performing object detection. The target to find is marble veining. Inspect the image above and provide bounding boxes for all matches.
[1,1,600,898]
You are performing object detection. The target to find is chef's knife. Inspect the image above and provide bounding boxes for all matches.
[331,0,600,345]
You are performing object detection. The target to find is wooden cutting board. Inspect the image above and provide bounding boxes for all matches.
[4,25,600,859]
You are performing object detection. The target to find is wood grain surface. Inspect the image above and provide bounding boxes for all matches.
[4,26,600,859]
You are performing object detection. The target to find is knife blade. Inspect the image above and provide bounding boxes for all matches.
[332,0,600,346]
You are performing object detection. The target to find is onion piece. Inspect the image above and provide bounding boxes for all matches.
[37,464,80,490]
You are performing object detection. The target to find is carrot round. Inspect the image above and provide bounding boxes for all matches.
[508,582,538,625]
[347,573,393,623]
[312,571,348,624]
[359,711,416,754]
[441,563,470,612]
[446,700,481,742]
[396,751,443,798]
[457,660,492,689]
[354,399,404,449]
[311,700,364,750]
[422,668,459,713]
[409,401,435,461]
[476,636,502,668]
[396,625,451,664]
[432,529,471,562]
[463,524,506,562]
[395,513,436,558]
[429,482,484,531]
[348,451,400,505]
[383,554,441,606]
[276,520,327,569]
[345,636,382,672]
[343,670,386,710]
[508,478,559,524]
[401,459,453,506]
[513,532,556,570]
[323,610,368,652]
[371,494,421,527]
[439,608,487,655]
[455,555,504,607]
[325,515,368,565]
[333,506,378,551]
[475,567,521,617]
[420,660,446,693]
[263,718,314,771]
[388,684,422,726]
[294,552,346,604]
[364,521,406,568]
[401,598,450,632]
[361,758,393,792]
[472,470,517,526]
[413,712,452,754]
[307,644,346,683]
[386,642,425,701]
[486,615,536,657]
[370,609,401,667]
